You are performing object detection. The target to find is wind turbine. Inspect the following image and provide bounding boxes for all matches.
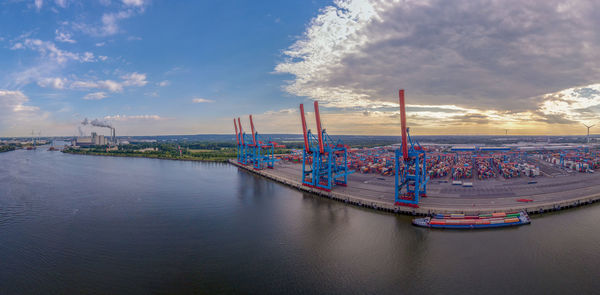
[583,123,595,143]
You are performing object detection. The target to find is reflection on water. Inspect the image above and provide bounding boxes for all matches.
[0,149,599,294]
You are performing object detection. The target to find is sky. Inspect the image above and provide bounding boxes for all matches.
[1,0,600,137]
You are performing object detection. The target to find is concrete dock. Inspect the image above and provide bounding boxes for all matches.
[230,159,600,215]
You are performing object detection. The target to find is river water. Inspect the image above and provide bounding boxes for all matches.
[1,149,599,294]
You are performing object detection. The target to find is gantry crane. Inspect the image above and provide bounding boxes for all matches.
[395,89,428,207]
[234,115,284,169]
[299,101,352,191]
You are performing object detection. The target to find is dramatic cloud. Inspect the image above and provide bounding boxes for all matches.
[275,0,600,113]
[539,84,600,125]
[192,98,214,103]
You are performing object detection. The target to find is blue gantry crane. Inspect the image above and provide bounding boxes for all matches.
[395,89,428,207]
[299,101,353,191]
[234,115,284,169]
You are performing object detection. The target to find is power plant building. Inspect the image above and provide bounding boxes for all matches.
[75,132,112,147]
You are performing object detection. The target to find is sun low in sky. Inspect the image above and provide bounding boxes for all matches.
[1,0,599,137]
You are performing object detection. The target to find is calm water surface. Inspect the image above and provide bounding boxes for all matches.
[1,149,599,294]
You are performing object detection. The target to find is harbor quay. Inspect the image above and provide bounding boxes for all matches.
[229,159,600,216]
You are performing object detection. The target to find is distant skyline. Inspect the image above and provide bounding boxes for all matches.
[1,0,600,137]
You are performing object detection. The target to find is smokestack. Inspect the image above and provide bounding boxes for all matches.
[81,117,115,143]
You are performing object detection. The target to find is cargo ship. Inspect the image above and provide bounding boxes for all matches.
[412,211,530,229]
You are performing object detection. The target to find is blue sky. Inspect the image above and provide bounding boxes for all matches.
[0,0,330,136]
[2,0,600,137]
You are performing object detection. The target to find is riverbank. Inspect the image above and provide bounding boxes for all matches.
[63,149,233,163]
[230,159,600,215]
[0,146,16,153]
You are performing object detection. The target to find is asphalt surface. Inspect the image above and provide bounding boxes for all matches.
[271,160,600,210]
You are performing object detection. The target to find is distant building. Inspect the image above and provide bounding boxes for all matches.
[75,132,109,147]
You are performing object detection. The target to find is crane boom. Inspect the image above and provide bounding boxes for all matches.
[299,104,310,152]
[234,119,239,145]
[237,117,244,145]
[399,89,409,160]
[314,101,324,154]
[249,115,257,145]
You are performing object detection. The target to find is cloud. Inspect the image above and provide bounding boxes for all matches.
[157,80,170,87]
[34,0,43,10]
[74,1,148,37]
[104,114,163,121]
[0,90,48,134]
[73,10,135,36]
[70,72,147,92]
[122,0,146,7]
[37,77,66,89]
[95,42,106,47]
[83,92,108,100]
[275,0,600,113]
[55,29,76,43]
[192,97,214,103]
[0,90,39,113]
[71,80,122,92]
[121,72,147,86]
[100,10,134,35]
[11,38,95,63]
[539,84,600,124]
[54,0,67,8]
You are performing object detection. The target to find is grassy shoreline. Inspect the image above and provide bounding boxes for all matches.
[0,146,16,153]
[62,149,234,163]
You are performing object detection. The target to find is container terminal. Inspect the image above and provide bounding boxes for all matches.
[231,89,600,220]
